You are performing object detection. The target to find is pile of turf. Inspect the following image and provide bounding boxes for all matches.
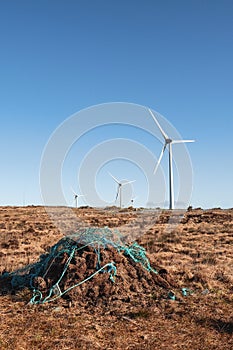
[1,228,176,307]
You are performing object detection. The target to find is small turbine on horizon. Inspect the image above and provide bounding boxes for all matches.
[71,187,85,208]
[130,196,138,207]
[108,172,135,209]
[148,109,195,210]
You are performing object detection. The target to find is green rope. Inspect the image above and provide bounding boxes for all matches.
[119,242,158,274]
[30,262,116,304]
[7,227,157,305]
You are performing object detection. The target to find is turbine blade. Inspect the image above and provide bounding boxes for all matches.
[115,186,120,201]
[148,109,169,140]
[108,172,120,184]
[71,187,76,195]
[172,139,195,144]
[122,180,136,186]
[154,144,166,174]
[77,194,85,198]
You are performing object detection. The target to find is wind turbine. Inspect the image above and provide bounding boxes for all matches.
[130,196,138,207]
[148,109,195,210]
[108,172,135,208]
[71,188,85,208]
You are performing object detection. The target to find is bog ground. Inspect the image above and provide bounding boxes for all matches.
[0,206,232,349]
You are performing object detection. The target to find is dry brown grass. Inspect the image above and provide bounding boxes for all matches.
[0,206,233,349]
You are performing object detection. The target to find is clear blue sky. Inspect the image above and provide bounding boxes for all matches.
[0,0,232,208]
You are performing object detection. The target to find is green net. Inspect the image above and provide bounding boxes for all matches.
[2,227,158,304]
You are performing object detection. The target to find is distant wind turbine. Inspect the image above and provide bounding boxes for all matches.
[148,109,195,210]
[71,187,85,208]
[108,172,135,208]
[130,196,138,207]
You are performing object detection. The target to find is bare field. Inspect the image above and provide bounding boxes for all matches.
[0,206,232,349]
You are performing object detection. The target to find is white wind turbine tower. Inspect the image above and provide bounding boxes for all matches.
[148,109,195,210]
[108,172,135,209]
[71,187,85,208]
